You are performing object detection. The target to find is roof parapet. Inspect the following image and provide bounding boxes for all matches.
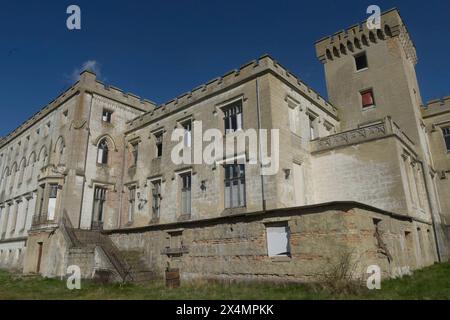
[126,54,338,132]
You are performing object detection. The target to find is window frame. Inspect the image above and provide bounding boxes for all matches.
[181,120,192,148]
[154,131,164,158]
[179,172,192,215]
[97,138,109,165]
[151,179,162,219]
[102,109,113,123]
[128,186,136,223]
[224,163,246,209]
[354,51,368,71]
[361,89,376,109]
[222,101,243,134]
[92,186,107,224]
[443,127,450,153]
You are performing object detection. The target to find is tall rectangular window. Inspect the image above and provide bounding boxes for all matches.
[361,89,375,108]
[37,184,45,216]
[152,180,162,219]
[131,142,139,166]
[288,106,298,134]
[223,101,243,134]
[308,115,318,140]
[128,186,136,223]
[47,184,58,221]
[224,164,246,209]
[443,127,450,152]
[92,187,107,227]
[182,121,192,147]
[155,132,163,158]
[102,109,112,123]
[180,173,191,215]
[266,223,291,257]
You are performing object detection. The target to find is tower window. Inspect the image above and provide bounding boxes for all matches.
[355,52,368,71]
[443,127,450,152]
[361,89,375,108]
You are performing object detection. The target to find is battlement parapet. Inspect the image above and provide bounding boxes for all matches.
[126,55,338,132]
[422,96,450,118]
[315,8,417,65]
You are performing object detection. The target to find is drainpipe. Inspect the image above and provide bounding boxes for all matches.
[256,77,266,212]
[118,133,127,229]
[78,92,94,229]
[418,159,442,262]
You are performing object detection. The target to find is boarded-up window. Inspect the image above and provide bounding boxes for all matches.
[266,223,291,257]
[47,184,58,221]
[182,121,192,148]
[361,89,375,108]
[180,173,191,215]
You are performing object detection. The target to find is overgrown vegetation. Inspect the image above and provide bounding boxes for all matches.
[1,262,450,300]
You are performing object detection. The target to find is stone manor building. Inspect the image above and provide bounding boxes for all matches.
[0,8,449,282]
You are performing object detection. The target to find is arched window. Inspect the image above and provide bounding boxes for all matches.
[354,38,361,49]
[326,49,332,61]
[97,138,109,164]
[377,29,385,40]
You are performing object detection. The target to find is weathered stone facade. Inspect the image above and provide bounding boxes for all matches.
[0,8,448,283]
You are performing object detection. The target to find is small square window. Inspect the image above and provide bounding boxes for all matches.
[355,52,368,71]
[102,109,113,123]
[361,89,375,108]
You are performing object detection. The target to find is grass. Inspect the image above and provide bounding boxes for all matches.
[1,262,450,300]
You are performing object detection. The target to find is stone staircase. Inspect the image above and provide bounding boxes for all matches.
[60,214,155,283]
[119,250,157,283]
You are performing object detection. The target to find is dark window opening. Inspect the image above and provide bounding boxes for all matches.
[355,52,368,70]
[155,132,163,158]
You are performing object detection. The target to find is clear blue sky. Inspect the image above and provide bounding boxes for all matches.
[1,0,449,136]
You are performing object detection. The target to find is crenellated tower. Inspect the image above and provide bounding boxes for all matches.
[315,8,425,146]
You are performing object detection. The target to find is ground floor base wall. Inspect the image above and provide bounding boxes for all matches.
[109,205,438,283]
